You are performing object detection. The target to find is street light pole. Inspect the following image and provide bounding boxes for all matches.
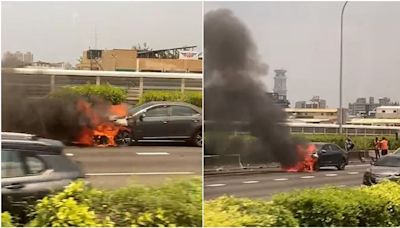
[339,1,348,134]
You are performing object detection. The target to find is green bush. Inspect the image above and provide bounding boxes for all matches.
[204,196,298,227]
[292,134,400,150]
[27,180,113,227]
[2,212,15,227]
[24,179,202,227]
[90,178,202,227]
[50,84,127,105]
[139,90,202,107]
[361,181,400,226]
[272,185,397,227]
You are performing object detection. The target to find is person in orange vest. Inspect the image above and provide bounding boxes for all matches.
[380,137,389,156]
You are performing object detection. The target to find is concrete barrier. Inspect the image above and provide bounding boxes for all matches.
[204,154,244,171]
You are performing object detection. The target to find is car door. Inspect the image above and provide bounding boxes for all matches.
[134,105,171,138]
[168,105,201,138]
[1,149,49,213]
[318,144,335,166]
[330,144,346,164]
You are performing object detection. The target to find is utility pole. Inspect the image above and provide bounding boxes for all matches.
[339,1,348,134]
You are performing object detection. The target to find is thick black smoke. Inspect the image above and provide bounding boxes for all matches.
[204,9,298,166]
[2,80,110,143]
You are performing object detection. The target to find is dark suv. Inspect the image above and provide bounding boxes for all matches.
[313,142,349,170]
[1,132,85,216]
[126,101,202,146]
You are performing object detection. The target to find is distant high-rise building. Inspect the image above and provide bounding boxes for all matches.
[15,51,24,62]
[348,96,399,116]
[23,52,33,64]
[295,101,306,108]
[273,69,287,97]
[295,96,327,109]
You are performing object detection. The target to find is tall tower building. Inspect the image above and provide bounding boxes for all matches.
[273,69,287,97]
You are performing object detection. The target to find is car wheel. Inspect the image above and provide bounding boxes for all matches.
[115,130,132,147]
[337,159,346,170]
[190,130,202,147]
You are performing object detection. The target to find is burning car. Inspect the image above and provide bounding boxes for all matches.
[121,101,202,146]
[74,100,132,147]
[283,142,349,172]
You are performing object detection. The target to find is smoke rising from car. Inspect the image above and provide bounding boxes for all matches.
[1,82,110,143]
[204,9,298,166]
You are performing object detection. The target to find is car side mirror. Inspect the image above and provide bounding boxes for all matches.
[321,150,327,154]
[139,113,146,122]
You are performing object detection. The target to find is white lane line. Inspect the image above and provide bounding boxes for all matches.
[86,172,194,176]
[347,171,359,175]
[65,153,74,156]
[274,178,289,181]
[347,164,369,168]
[300,176,315,179]
[206,184,226,187]
[136,152,170,155]
[242,180,260,184]
[325,173,338,177]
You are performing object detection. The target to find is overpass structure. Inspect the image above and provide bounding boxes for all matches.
[2,68,202,104]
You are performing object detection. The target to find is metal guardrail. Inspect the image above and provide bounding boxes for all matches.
[2,68,203,102]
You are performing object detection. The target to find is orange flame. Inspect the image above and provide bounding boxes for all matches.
[283,144,317,172]
[74,99,130,147]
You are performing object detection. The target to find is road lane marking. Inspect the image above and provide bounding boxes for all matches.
[300,176,315,179]
[65,153,74,156]
[136,152,170,155]
[86,172,194,176]
[242,180,260,184]
[347,172,359,175]
[206,184,226,187]
[325,173,338,177]
[274,178,289,181]
[347,164,369,168]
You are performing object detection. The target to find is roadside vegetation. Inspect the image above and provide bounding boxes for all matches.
[50,85,202,107]
[50,84,127,105]
[139,90,202,107]
[2,178,202,227]
[205,181,400,227]
[205,132,400,155]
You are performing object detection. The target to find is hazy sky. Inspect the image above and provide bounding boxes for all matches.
[2,1,202,64]
[205,1,400,108]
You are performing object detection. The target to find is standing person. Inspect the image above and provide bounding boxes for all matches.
[374,137,381,160]
[345,137,354,152]
[381,137,389,156]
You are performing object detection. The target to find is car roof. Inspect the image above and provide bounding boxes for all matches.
[2,132,64,154]
[130,101,202,113]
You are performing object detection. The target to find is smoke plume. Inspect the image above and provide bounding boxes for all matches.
[204,9,298,166]
[2,80,110,143]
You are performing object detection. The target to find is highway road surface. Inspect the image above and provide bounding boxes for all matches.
[205,164,370,200]
[64,143,201,189]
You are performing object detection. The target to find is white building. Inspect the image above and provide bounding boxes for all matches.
[376,106,400,119]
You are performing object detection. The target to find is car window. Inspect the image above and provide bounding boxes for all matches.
[171,106,198,116]
[330,144,341,151]
[40,155,81,172]
[24,156,46,175]
[145,106,169,117]
[375,155,400,167]
[1,150,24,178]
[322,145,330,151]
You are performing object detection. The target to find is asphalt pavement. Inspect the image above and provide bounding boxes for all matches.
[204,164,370,200]
[64,142,201,189]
